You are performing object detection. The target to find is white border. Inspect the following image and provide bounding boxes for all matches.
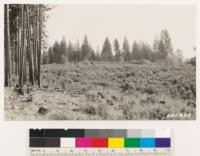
[0,0,199,155]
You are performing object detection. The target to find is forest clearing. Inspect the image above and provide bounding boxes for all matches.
[5,61,196,120]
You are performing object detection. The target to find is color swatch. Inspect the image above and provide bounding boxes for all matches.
[108,138,124,148]
[29,129,171,148]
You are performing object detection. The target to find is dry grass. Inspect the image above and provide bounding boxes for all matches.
[4,61,196,120]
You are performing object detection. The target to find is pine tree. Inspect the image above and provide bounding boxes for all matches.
[122,37,131,61]
[74,40,81,62]
[59,37,67,63]
[48,47,54,63]
[140,42,152,60]
[52,41,60,63]
[67,41,74,62]
[101,37,113,61]
[160,29,173,59]
[158,40,165,60]
[81,35,92,61]
[132,41,140,60]
[113,39,122,62]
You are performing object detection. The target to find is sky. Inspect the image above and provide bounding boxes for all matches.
[46,4,196,59]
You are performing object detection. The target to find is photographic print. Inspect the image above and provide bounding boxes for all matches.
[4,4,196,120]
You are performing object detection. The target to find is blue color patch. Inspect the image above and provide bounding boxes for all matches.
[140,138,155,148]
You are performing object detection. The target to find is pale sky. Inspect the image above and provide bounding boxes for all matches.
[46,4,196,59]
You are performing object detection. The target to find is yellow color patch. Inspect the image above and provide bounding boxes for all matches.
[108,138,124,148]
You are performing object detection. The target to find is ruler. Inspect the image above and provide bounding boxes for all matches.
[30,148,171,156]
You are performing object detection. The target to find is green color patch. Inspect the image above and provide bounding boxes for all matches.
[125,138,140,148]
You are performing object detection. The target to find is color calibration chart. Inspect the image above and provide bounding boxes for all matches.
[29,129,172,156]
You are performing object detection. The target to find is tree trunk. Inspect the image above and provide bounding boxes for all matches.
[15,27,19,76]
[33,5,39,84]
[37,4,42,87]
[18,27,21,78]
[25,5,35,85]
[19,4,26,86]
[4,4,11,87]
[11,47,14,74]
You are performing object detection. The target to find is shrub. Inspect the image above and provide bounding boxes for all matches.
[81,103,96,115]
[144,86,157,94]
[96,103,109,119]
[122,100,138,119]
[146,95,157,104]
[80,102,109,119]
[59,79,67,91]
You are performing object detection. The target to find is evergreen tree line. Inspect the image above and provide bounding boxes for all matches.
[43,29,183,64]
[4,4,51,87]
